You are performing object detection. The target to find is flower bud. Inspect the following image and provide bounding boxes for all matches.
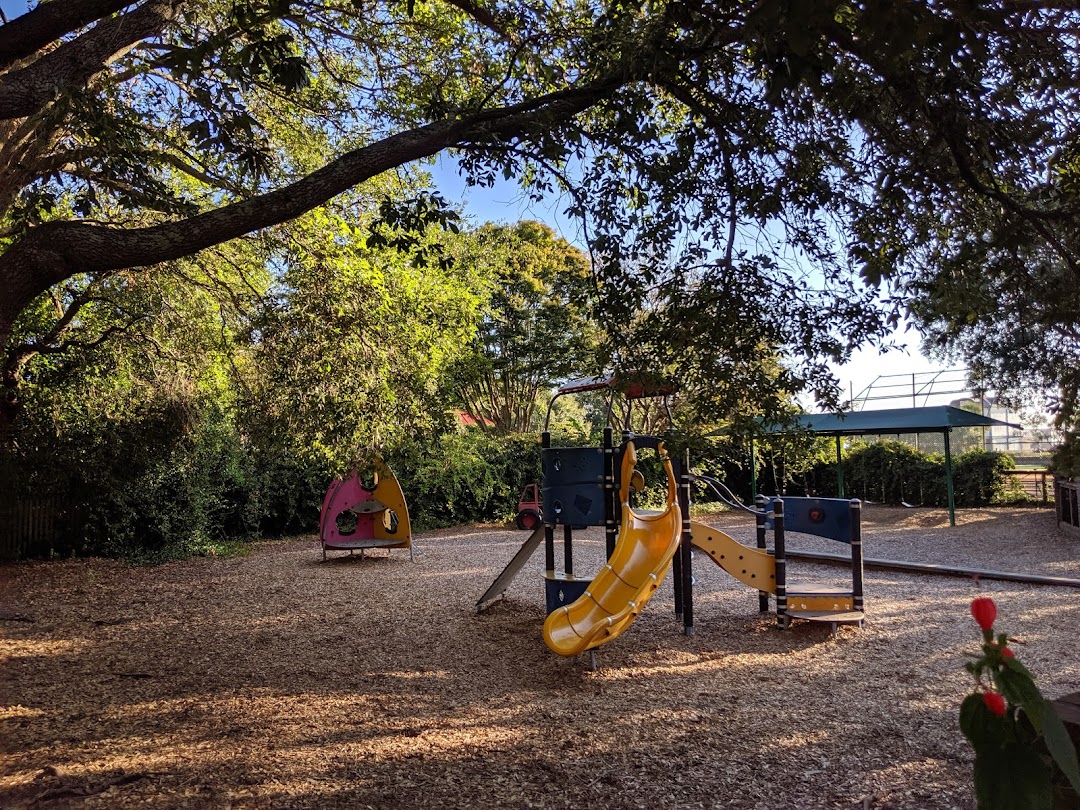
[970,597,996,631]
[982,691,1007,716]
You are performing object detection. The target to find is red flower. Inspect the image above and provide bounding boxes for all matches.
[982,691,1007,716]
[970,597,997,631]
[1001,646,1015,659]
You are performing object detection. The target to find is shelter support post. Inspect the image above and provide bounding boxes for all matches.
[944,429,956,527]
[835,435,844,498]
[749,438,758,500]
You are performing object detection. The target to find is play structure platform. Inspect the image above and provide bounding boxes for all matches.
[688,487,866,632]
[319,457,413,560]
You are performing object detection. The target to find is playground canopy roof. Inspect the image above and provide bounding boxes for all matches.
[758,406,1021,526]
[762,405,1019,436]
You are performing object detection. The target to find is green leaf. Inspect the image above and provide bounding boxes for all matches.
[1038,704,1080,797]
[974,743,1054,810]
[997,666,1044,720]
[961,692,1011,748]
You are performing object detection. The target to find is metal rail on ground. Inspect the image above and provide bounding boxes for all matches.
[786,549,1080,589]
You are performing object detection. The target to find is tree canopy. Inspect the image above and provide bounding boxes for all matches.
[449,220,599,434]
[3,0,1080,442]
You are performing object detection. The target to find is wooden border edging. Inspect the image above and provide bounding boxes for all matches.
[786,550,1080,589]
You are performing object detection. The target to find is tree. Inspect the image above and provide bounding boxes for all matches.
[908,219,1080,430]
[242,202,485,455]
[4,0,1080,444]
[450,221,599,434]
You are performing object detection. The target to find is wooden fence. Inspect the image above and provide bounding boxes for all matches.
[0,493,69,560]
[1056,479,1080,533]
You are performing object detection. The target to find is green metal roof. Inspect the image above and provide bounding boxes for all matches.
[764,406,1020,436]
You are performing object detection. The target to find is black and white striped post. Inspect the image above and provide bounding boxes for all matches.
[850,498,864,615]
[773,498,788,628]
[755,494,769,614]
[679,448,694,636]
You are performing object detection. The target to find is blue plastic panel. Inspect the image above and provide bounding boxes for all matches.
[542,483,606,526]
[542,447,605,486]
[766,497,854,543]
[544,576,592,615]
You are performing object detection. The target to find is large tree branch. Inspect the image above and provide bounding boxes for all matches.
[0,0,177,121]
[821,18,1080,276]
[0,77,626,342]
[0,0,139,70]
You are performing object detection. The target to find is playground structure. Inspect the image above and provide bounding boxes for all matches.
[477,375,868,660]
[689,479,865,630]
[543,439,682,656]
[319,457,413,561]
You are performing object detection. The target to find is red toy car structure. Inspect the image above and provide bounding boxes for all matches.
[514,483,542,530]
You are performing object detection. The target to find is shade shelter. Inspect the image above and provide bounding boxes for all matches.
[758,406,1019,526]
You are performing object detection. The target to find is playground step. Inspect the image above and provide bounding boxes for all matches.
[785,583,855,613]
[348,498,389,514]
[785,609,865,626]
[544,570,594,583]
[785,583,851,595]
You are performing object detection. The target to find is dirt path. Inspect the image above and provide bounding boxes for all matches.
[2,506,1078,809]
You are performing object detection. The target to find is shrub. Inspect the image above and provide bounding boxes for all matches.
[390,430,541,530]
[960,597,1080,809]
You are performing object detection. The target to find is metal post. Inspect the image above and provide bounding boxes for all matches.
[604,427,616,559]
[755,495,769,614]
[850,499,864,615]
[672,450,684,621]
[773,498,787,628]
[563,524,573,577]
[542,431,555,573]
[679,449,694,636]
[944,429,956,527]
[673,539,683,621]
[835,434,844,499]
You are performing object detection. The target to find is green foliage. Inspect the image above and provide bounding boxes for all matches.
[448,221,601,435]
[800,441,1022,507]
[1049,433,1080,480]
[961,599,1080,810]
[954,450,1018,507]
[391,430,541,530]
[241,202,483,459]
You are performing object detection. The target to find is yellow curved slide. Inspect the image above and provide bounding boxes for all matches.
[543,442,682,657]
[689,522,775,592]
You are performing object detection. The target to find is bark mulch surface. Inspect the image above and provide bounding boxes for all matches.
[2,506,1078,809]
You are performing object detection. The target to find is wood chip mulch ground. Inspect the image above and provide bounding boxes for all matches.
[2,505,1078,809]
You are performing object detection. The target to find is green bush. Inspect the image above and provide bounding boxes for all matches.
[953,449,1017,507]
[1049,432,1080,480]
[390,430,541,530]
[799,441,1023,508]
[2,395,332,561]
